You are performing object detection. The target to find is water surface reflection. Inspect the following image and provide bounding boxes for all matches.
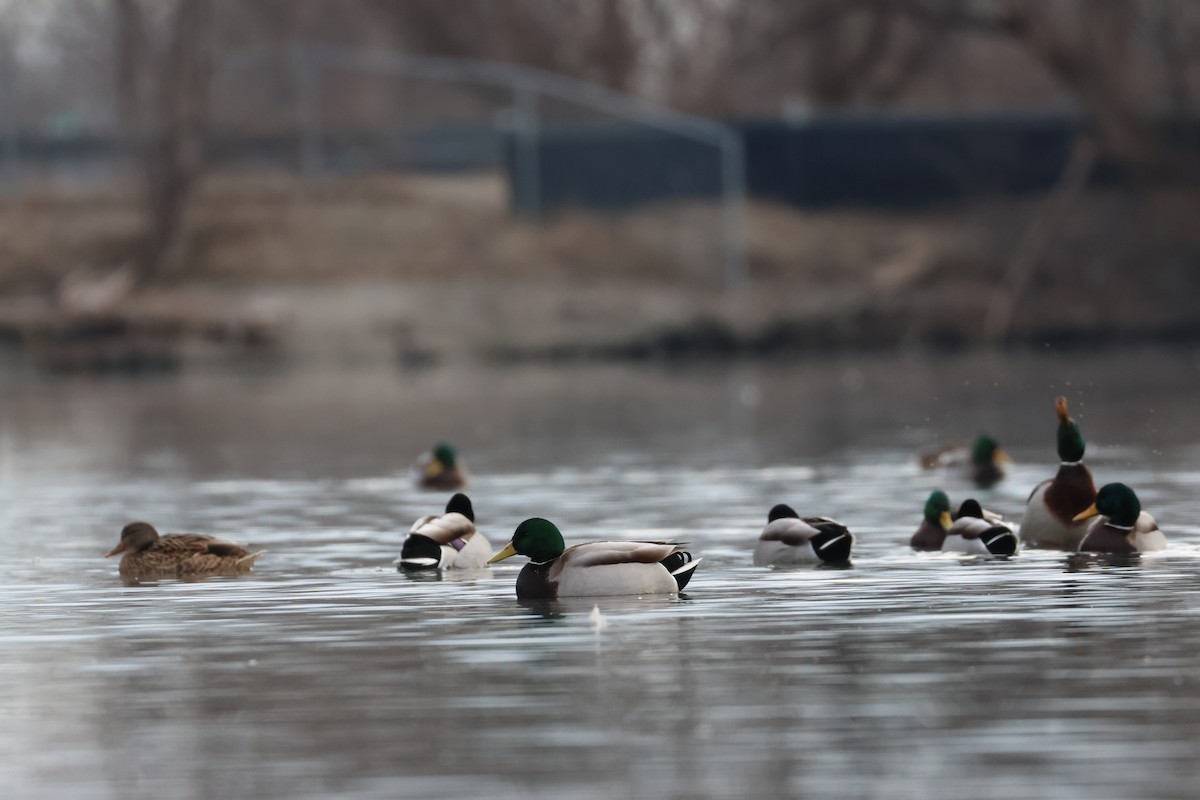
[3,350,1200,798]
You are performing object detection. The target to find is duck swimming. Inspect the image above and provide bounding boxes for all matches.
[948,498,1019,555]
[487,518,700,599]
[1020,396,1097,550]
[911,492,1016,555]
[920,434,1011,488]
[414,442,467,491]
[753,504,853,566]
[104,522,263,581]
[397,492,492,570]
[1075,483,1166,554]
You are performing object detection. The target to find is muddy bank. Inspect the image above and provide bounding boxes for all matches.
[1,173,1198,369]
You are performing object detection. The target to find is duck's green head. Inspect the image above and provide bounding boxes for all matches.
[445,492,474,522]
[924,491,953,530]
[1074,482,1140,528]
[768,503,799,522]
[488,517,566,564]
[971,434,1009,466]
[432,442,458,469]
[1054,396,1086,462]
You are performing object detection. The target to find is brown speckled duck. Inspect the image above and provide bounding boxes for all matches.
[105,522,264,581]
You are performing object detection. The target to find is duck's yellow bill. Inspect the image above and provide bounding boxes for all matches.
[939,511,953,531]
[488,541,519,564]
[1073,503,1100,522]
[424,459,445,478]
[995,448,1013,464]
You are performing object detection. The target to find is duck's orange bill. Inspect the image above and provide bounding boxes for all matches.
[995,448,1013,464]
[104,543,125,557]
[1073,503,1100,522]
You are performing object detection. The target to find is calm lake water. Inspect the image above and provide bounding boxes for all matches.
[3,348,1200,799]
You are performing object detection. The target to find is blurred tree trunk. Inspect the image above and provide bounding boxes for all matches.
[113,0,212,286]
[112,0,144,135]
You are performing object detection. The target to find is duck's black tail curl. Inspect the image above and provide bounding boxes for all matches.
[660,551,701,591]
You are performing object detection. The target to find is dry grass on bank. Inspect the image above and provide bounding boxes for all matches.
[2,170,1200,356]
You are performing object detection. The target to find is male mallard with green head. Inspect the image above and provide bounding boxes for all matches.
[753,504,854,566]
[487,518,700,598]
[911,491,1016,555]
[396,492,492,570]
[1020,396,1096,549]
[414,442,468,491]
[1075,483,1166,554]
[105,522,263,581]
[919,434,1011,488]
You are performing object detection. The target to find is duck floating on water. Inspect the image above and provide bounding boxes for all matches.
[104,522,263,581]
[414,442,467,491]
[487,518,700,599]
[1075,483,1166,554]
[753,504,853,566]
[911,492,1016,555]
[920,434,1011,488]
[397,492,492,570]
[1020,396,1096,550]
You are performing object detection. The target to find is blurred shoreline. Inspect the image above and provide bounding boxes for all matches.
[2,171,1199,371]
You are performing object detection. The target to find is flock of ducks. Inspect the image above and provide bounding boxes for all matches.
[104,397,1166,596]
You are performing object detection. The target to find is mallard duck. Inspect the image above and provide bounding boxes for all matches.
[948,498,1019,555]
[753,504,853,566]
[1075,483,1166,554]
[911,491,1016,555]
[104,522,263,581]
[910,490,954,551]
[1021,396,1097,549]
[919,434,1011,488]
[487,518,700,599]
[396,492,492,570]
[414,442,467,491]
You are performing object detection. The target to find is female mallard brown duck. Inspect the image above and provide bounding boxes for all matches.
[1075,483,1166,554]
[1021,396,1097,550]
[753,504,853,566]
[413,442,468,491]
[396,492,492,570]
[104,522,264,581]
[919,434,1011,488]
[911,492,1017,555]
[487,518,700,599]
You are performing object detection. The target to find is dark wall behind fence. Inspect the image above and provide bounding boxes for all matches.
[506,115,1131,215]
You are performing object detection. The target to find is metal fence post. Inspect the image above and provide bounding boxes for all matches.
[292,43,323,177]
[0,55,20,198]
[720,130,748,289]
[514,84,541,221]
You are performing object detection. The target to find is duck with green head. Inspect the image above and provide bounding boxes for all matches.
[1020,396,1097,549]
[415,442,468,491]
[753,504,854,567]
[920,434,1011,488]
[911,491,1016,555]
[397,492,492,570]
[487,518,700,598]
[1074,483,1166,554]
[104,522,264,582]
